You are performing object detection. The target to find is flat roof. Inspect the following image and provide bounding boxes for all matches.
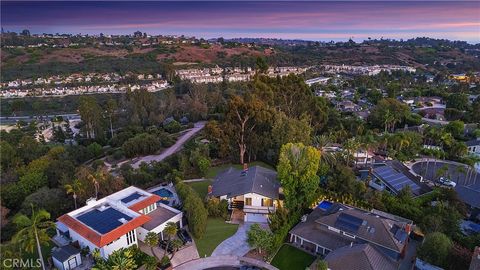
[142,206,179,231]
[76,205,133,234]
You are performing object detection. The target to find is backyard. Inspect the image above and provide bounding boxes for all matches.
[271,244,316,270]
[194,218,238,257]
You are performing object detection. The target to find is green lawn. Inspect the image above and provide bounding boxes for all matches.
[194,218,238,257]
[186,179,213,199]
[271,244,316,270]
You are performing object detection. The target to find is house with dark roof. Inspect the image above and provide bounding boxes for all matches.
[210,165,282,223]
[56,186,183,258]
[324,243,398,270]
[52,245,82,270]
[289,202,413,261]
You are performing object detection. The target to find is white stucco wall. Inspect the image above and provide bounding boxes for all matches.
[242,193,274,207]
[68,228,136,258]
[53,253,82,270]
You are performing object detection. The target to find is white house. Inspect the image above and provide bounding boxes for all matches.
[210,165,282,223]
[56,186,182,258]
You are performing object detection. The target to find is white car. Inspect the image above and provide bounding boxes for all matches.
[438,177,456,188]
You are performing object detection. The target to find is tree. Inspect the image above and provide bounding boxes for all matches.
[78,96,104,139]
[368,98,409,132]
[87,142,103,159]
[247,223,274,254]
[144,232,159,259]
[163,222,178,258]
[255,57,268,74]
[12,206,55,270]
[107,248,137,270]
[170,239,183,259]
[64,179,84,209]
[105,98,118,138]
[224,94,267,164]
[277,143,321,212]
[445,120,464,139]
[446,93,469,111]
[417,232,452,268]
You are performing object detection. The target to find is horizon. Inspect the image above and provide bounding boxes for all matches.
[2,1,480,43]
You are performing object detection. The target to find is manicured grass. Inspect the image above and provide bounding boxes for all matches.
[186,179,213,199]
[194,218,238,257]
[205,161,274,179]
[271,244,316,270]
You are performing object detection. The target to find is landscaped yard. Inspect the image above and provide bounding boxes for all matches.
[194,218,238,257]
[271,244,316,270]
[186,179,213,199]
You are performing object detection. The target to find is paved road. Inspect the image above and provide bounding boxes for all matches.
[211,223,253,257]
[131,121,206,168]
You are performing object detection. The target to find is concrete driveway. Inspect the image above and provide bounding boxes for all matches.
[211,223,253,257]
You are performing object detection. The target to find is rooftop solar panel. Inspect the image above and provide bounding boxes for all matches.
[334,213,364,233]
[121,193,143,204]
[77,207,133,234]
[374,166,421,194]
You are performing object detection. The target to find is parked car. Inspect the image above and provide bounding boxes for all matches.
[177,229,192,244]
[438,177,456,187]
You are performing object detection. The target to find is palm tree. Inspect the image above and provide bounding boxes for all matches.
[12,205,55,270]
[144,232,159,258]
[108,248,137,270]
[170,239,183,259]
[65,179,84,209]
[163,222,178,258]
[312,134,337,168]
[88,169,105,199]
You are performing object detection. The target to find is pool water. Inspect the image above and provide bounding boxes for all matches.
[317,201,333,210]
[153,188,174,198]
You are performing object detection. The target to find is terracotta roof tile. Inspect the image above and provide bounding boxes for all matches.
[58,214,151,248]
[128,194,162,212]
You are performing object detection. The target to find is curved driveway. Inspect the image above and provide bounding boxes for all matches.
[131,121,206,168]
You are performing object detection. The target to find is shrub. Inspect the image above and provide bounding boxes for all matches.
[176,182,208,238]
[164,120,183,133]
[205,198,228,219]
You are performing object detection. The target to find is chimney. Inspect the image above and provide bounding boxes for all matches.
[207,185,213,194]
[243,163,248,171]
[350,242,353,247]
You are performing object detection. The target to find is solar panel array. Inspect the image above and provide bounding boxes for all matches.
[334,213,364,233]
[374,166,421,195]
[121,193,143,204]
[77,207,133,234]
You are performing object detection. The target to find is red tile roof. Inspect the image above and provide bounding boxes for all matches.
[58,214,151,247]
[128,194,162,212]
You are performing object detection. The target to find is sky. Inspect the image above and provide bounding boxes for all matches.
[2,1,480,43]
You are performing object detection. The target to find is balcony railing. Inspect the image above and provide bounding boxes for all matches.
[243,205,276,214]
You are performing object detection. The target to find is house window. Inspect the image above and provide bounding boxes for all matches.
[245,198,252,206]
[126,230,136,245]
[262,198,273,207]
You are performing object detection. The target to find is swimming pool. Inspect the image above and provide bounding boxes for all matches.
[152,188,174,198]
[317,201,333,210]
